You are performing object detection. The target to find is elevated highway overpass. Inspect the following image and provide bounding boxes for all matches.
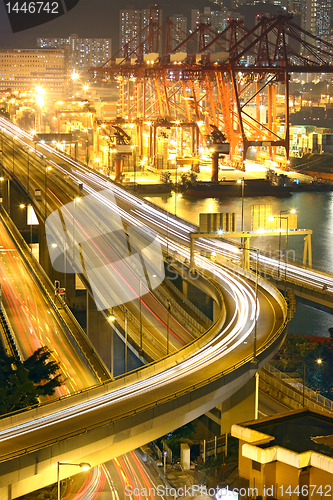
[0,118,288,499]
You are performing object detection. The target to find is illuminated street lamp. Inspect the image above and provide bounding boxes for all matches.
[303,358,323,406]
[19,203,33,252]
[57,462,91,500]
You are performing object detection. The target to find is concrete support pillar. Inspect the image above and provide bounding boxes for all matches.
[190,234,195,269]
[307,234,312,268]
[1,179,10,214]
[38,222,53,278]
[213,299,220,323]
[8,187,28,231]
[182,280,188,296]
[211,152,219,182]
[255,371,259,420]
[115,156,123,182]
[303,234,312,267]
[0,485,12,500]
[6,179,27,219]
[220,376,257,434]
[87,293,112,375]
[243,237,250,270]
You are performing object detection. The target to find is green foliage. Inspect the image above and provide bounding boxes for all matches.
[272,334,333,398]
[0,346,62,416]
[23,346,62,396]
[156,421,197,459]
[165,421,197,441]
[272,334,314,372]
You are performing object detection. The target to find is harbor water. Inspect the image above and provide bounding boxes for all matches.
[145,191,333,338]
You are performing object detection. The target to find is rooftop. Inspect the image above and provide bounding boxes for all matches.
[236,408,333,458]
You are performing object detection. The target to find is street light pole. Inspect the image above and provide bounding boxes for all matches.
[278,211,282,279]
[124,308,128,372]
[241,244,259,361]
[166,300,171,355]
[108,313,116,377]
[57,462,91,500]
[303,362,306,406]
[108,140,111,175]
[284,215,289,296]
[12,135,16,176]
[29,204,32,253]
[237,177,245,234]
[139,279,143,354]
[45,165,51,217]
[303,358,323,407]
[72,196,81,269]
[254,248,259,361]
[86,138,89,167]
[241,178,244,234]
[27,148,30,194]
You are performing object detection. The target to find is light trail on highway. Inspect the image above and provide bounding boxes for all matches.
[0,117,285,474]
[0,113,325,294]
[0,216,98,397]
[0,123,196,357]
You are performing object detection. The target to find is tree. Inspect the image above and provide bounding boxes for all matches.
[272,334,333,398]
[0,346,62,416]
[23,346,62,396]
[155,421,197,460]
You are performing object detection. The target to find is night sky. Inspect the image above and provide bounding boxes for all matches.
[0,0,279,53]
[0,0,223,51]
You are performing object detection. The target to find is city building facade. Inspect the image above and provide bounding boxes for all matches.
[37,34,112,75]
[169,14,188,51]
[0,48,66,99]
[119,5,163,56]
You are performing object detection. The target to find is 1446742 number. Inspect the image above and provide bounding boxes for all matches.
[5,2,59,14]
[279,485,332,497]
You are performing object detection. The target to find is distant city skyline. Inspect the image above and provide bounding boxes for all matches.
[0,0,331,56]
[0,0,227,51]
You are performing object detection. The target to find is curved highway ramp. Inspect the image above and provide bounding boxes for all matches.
[0,266,287,499]
[0,117,288,499]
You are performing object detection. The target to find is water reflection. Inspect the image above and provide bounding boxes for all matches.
[146,191,333,337]
[146,191,333,274]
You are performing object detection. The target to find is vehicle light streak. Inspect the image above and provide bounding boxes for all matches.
[0,116,284,456]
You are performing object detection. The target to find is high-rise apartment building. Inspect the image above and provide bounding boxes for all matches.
[37,34,112,74]
[302,0,331,37]
[191,6,228,32]
[169,14,188,51]
[0,48,66,98]
[119,5,162,56]
[119,8,141,56]
[190,7,229,49]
